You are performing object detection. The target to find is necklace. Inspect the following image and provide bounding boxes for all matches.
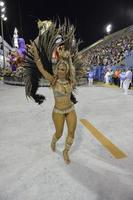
[57,79,69,85]
[57,79,69,94]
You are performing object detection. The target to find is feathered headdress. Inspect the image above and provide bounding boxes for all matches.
[23,18,80,104]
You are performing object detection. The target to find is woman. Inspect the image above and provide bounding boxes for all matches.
[31,41,77,164]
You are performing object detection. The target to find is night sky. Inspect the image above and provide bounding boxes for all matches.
[3,0,133,49]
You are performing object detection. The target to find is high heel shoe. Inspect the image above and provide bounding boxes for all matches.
[63,149,70,164]
[63,136,73,164]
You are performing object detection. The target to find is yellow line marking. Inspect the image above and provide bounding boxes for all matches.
[80,119,127,159]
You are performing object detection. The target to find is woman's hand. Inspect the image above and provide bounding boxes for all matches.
[57,45,71,59]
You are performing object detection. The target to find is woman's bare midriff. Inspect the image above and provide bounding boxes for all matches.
[54,96,73,110]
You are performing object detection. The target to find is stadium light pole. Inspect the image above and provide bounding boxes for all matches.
[0,1,7,69]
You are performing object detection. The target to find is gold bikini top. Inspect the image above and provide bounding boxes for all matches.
[53,79,73,97]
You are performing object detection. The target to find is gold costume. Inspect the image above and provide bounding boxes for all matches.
[24,19,81,164]
[53,79,74,114]
[51,78,77,164]
[30,42,77,164]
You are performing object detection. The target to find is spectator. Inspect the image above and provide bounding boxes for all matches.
[87,69,94,86]
[104,70,111,84]
[123,68,133,94]
[119,69,126,88]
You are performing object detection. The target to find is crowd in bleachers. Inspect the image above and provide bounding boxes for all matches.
[83,30,133,67]
[79,26,133,90]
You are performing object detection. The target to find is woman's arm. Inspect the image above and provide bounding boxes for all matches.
[57,46,76,85]
[31,41,54,83]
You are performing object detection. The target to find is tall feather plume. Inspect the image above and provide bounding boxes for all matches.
[23,51,46,104]
[23,17,81,105]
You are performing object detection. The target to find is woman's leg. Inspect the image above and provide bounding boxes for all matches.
[123,80,130,94]
[51,111,65,151]
[63,110,77,164]
[120,80,122,88]
[91,78,93,86]
[89,78,91,86]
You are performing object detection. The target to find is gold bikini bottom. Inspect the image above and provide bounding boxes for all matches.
[53,105,74,114]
